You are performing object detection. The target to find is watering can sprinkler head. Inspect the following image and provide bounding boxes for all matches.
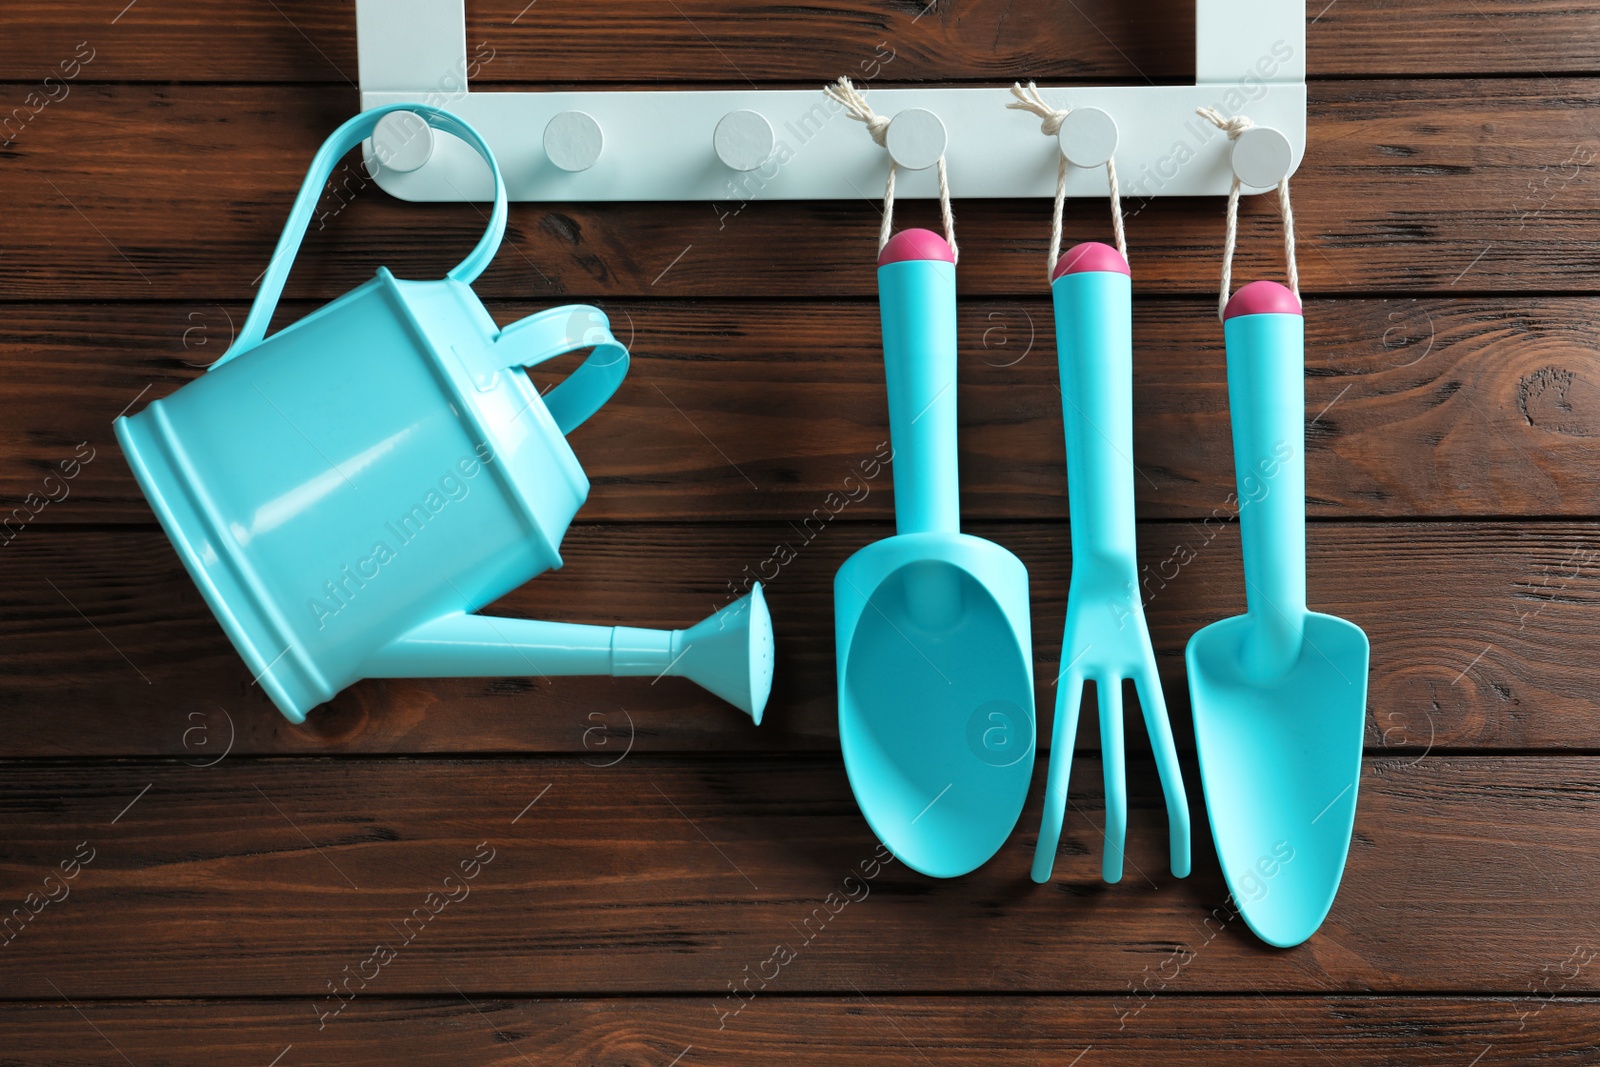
[664,586,775,723]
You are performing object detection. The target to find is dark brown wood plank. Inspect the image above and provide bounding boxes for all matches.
[8,0,1600,83]
[1,3,353,86]
[0,754,1595,996]
[3,296,1596,526]
[1315,0,1600,77]
[0,522,1592,755]
[0,995,1591,1064]
[1,0,1194,86]
[2,82,1597,300]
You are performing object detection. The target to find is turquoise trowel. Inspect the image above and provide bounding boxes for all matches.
[1186,280,1370,947]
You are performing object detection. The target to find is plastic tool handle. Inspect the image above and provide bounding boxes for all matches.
[877,230,960,536]
[1224,280,1308,681]
[1052,242,1137,568]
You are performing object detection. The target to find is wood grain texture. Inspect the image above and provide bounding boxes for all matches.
[0,995,1591,1065]
[1,523,1593,756]
[1313,0,1600,76]
[1,0,1195,85]
[3,296,1598,525]
[3,2,1598,1058]
[3,82,1599,300]
[0,755,1596,997]
[9,0,1600,83]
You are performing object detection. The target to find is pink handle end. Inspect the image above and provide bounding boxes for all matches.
[1224,280,1303,319]
[878,228,955,266]
[1051,242,1130,280]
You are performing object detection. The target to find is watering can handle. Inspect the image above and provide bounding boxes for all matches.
[217,104,507,369]
[491,305,630,434]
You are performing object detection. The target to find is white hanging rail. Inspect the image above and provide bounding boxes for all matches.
[353,0,1305,202]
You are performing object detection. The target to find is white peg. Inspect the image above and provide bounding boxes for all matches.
[714,110,775,171]
[1057,106,1118,169]
[885,109,947,171]
[544,111,604,172]
[369,111,434,174]
[1230,126,1293,189]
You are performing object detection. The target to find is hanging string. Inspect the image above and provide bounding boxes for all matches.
[824,76,958,262]
[1277,174,1299,295]
[1196,106,1300,320]
[935,156,956,262]
[1105,142,1126,262]
[1006,81,1127,277]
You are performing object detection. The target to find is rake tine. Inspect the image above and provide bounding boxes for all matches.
[1133,662,1192,878]
[1098,675,1127,883]
[1031,668,1087,883]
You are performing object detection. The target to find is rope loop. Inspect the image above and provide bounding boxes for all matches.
[1196,107,1299,320]
[825,77,958,261]
[1007,81,1127,277]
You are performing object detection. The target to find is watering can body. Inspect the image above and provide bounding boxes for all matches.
[118,270,619,722]
[113,105,702,724]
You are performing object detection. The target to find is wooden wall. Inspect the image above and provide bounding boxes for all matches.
[2,1,1599,1062]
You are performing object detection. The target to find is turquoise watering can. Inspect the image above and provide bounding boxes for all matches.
[116,104,773,724]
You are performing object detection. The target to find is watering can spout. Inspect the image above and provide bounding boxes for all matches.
[364,585,774,722]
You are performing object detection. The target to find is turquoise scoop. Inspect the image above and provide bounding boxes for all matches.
[835,229,1036,879]
[1186,280,1370,947]
[115,104,774,725]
